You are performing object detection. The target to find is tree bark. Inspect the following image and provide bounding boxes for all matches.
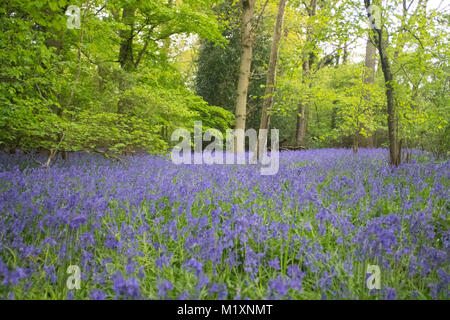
[343,42,349,64]
[354,37,376,151]
[295,0,317,147]
[364,37,376,148]
[234,0,256,153]
[118,7,136,72]
[295,60,310,146]
[365,0,400,166]
[364,38,376,88]
[258,0,287,153]
[353,133,359,153]
[117,7,136,114]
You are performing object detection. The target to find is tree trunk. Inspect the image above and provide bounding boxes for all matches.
[258,0,287,153]
[295,0,317,147]
[365,0,400,166]
[295,83,308,146]
[343,42,349,64]
[296,56,313,146]
[364,38,376,148]
[234,0,256,153]
[355,37,376,150]
[118,7,136,72]
[353,133,359,153]
[117,7,136,114]
[379,38,400,165]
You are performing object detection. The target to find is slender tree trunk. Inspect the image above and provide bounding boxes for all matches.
[343,42,349,64]
[364,38,376,148]
[365,40,376,80]
[355,37,376,150]
[234,0,256,153]
[118,7,136,72]
[117,7,136,114]
[296,57,312,146]
[295,0,316,147]
[379,38,400,165]
[258,0,287,153]
[353,134,359,153]
[365,0,400,166]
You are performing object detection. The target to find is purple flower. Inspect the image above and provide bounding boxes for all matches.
[268,275,290,298]
[80,232,96,248]
[218,285,228,300]
[178,291,190,300]
[105,234,118,249]
[89,289,107,300]
[112,272,126,298]
[196,273,209,290]
[112,272,141,299]
[43,265,57,284]
[184,258,203,276]
[209,282,220,295]
[124,277,141,299]
[9,267,28,286]
[155,252,172,270]
[157,279,173,298]
[138,266,145,279]
[125,259,137,275]
[384,287,397,300]
[70,214,87,229]
[268,257,281,270]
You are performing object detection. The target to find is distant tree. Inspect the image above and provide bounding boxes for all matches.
[259,0,288,154]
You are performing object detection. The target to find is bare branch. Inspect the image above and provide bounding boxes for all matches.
[250,0,270,36]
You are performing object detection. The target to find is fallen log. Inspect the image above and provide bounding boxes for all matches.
[268,145,306,151]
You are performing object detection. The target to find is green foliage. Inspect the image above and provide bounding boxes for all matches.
[0,0,448,158]
[195,0,272,131]
[0,0,234,158]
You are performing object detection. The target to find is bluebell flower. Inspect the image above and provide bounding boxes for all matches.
[157,279,173,298]
[89,289,107,300]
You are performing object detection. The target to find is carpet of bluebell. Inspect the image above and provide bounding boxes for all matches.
[0,149,448,300]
